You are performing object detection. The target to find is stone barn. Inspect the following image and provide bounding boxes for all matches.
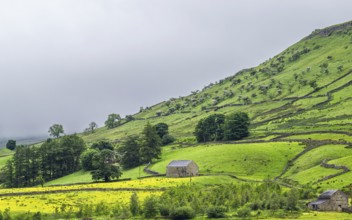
[166,160,199,177]
[308,190,348,212]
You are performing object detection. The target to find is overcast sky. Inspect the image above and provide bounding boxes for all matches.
[0,0,351,138]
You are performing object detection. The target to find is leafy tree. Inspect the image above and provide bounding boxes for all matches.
[139,123,161,163]
[91,141,114,151]
[143,195,159,218]
[285,189,299,211]
[6,140,16,150]
[154,123,169,139]
[194,114,225,142]
[118,135,142,169]
[48,124,64,138]
[130,192,140,216]
[84,122,98,134]
[207,206,227,218]
[105,113,121,129]
[91,149,122,182]
[0,160,14,188]
[80,149,99,171]
[125,115,135,122]
[161,134,175,146]
[170,206,195,220]
[60,134,86,171]
[223,112,250,141]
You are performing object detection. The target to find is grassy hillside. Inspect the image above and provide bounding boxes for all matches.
[50,21,348,189]
[81,21,352,145]
[2,20,352,220]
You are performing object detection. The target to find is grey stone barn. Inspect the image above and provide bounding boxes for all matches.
[166,160,199,177]
[308,190,348,212]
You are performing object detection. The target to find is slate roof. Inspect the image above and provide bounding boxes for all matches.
[318,190,338,200]
[167,160,193,167]
[309,200,329,205]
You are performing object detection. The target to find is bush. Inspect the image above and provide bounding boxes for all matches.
[32,212,42,220]
[170,206,195,220]
[162,134,175,146]
[237,206,251,218]
[143,196,159,218]
[159,204,171,217]
[207,205,227,218]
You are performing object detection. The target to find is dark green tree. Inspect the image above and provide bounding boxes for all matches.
[84,122,98,134]
[59,134,86,173]
[194,114,225,142]
[139,123,161,163]
[6,140,16,150]
[118,135,142,169]
[130,192,140,216]
[80,149,99,171]
[154,123,169,139]
[91,149,122,182]
[105,113,121,129]
[91,141,114,151]
[48,124,64,138]
[223,112,250,141]
[143,195,159,218]
[0,160,14,188]
[161,134,175,146]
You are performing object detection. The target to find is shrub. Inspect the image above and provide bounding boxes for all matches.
[130,192,139,216]
[206,205,227,218]
[162,134,175,145]
[237,206,251,218]
[143,196,159,218]
[159,204,171,217]
[32,212,42,220]
[170,206,195,220]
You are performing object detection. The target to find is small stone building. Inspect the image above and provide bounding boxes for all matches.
[308,190,348,212]
[166,160,199,177]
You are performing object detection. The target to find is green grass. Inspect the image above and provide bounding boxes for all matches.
[0,155,12,169]
[150,142,303,180]
[0,148,14,169]
[282,144,352,189]
[0,148,13,156]
[284,144,351,177]
[283,133,352,142]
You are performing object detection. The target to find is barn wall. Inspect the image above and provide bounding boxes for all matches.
[166,162,199,177]
[310,191,349,212]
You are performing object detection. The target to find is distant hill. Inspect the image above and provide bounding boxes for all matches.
[0,136,46,149]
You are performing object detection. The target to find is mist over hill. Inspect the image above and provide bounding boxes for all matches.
[0,136,46,149]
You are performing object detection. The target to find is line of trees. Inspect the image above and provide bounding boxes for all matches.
[194,112,250,142]
[0,134,86,188]
[80,122,174,175]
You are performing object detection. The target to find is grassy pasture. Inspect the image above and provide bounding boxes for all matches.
[284,144,350,177]
[283,133,352,142]
[150,142,303,180]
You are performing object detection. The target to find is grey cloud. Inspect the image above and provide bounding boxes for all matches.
[0,0,352,137]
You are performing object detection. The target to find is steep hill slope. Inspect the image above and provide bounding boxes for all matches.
[58,20,352,190]
[82,20,352,144]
